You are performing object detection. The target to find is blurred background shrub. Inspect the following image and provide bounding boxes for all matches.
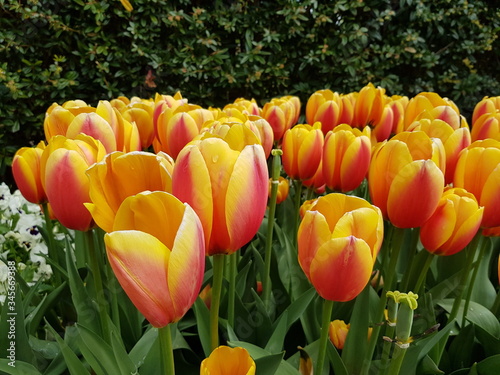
[1,0,499,185]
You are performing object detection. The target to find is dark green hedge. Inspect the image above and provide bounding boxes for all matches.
[1,0,499,184]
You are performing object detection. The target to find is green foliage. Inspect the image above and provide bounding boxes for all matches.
[1,0,499,183]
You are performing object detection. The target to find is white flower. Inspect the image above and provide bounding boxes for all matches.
[33,263,53,282]
[30,243,48,264]
[0,260,8,283]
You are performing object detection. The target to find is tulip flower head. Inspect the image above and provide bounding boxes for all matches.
[420,188,484,256]
[368,131,445,228]
[322,124,371,192]
[12,141,47,204]
[85,151,175,233]
[105,191,205,328]
[329,320,350,349]
[453,139,500,228]
[298,193,384,301]
[200,346,256,375]
[270,176,290,204]
[40,134,107,231]
[282,123,324,181]
[173,138,268,255]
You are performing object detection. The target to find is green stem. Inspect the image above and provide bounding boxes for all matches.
[42,203,60,281]
[85,229,110,341]
[413,251,435,294]
[263,150,281,310]
[227,251,237,328]
[379,325,395,375]
[293,179,303,236]
[159,325,175,375]
[210,254,225,351]
[316,299,334,375]
[461,235,488,326]
[363,226,405,375]
[399,228,420,292]
[387,345,407,375]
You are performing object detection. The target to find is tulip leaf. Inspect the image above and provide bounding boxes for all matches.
[64,236,100,335]
[110,326,138,375]
[249,288,274,348]
[254,352,285,375]
[437,299,500,339]
[448,323,476,370]
[45,319,89,375]
[129,326,158,369]
[416,354,444,374]
[476,354,500,375]
[25,281,67,336]
[265,311,288,353]
[193,297,211,357]
[475,324,500,357]
[76,323,124,375]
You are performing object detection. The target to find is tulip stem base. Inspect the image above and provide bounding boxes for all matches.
[228,251,237,328]
[316,298,334,375]
[159,325,175,375]
[210,254,225,351]
[85,230,110,342]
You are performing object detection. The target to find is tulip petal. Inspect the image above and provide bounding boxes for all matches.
[105,230,174,327]
[173,144,214,250]
[45,149,93,231]
[310,236,372,302]
[387,160,444,228]
[225,144,268,251]
[298,210,331,279]
[168,204,205,320]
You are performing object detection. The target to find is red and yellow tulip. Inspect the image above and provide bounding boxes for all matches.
[200,346,256,375]
[298,193,384,301]
[104,191,205,328]
[322,124,371,192]
[85,151,175,233]
[407,118,471,184]
[155,103,214,159]
[282,123,324,181]
[471,96,500,125]
[40,134,107,231]
[420,187,484,256]
[453,139,500,228]
[368,131,445,228]
[261,97,297,143]
[403,92,459,130]
[172,138,268,255]
[471,112,500,142]
[12,141,47,204]
[306,89,343,134]
[270,176,290,204]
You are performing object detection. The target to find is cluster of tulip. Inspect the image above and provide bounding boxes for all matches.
[10,84,500,374]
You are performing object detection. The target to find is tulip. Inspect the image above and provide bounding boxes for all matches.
[407,118,471,184]
[329,320,350,349]
[471,112,500,142]
[415,105,464,130]
[322,124,371,192]
[472,96,500,125]
[282,123,324,181]
[66,112,117,153]
[200,346,256,375]
[261,97,297,143]
[403,92,459,130]
[270,176,289,204]
[420,188,484,256]
[388,95,409,135]
[305,89,342,134]
[224,97,261,116]
[155,103,214,159]
[85,151,174,233]
[40,134,107,231]
[453,139,500,228]
[368,131,445,228]
[302,160,326,194]
[119,98,156,149]
[12,141,47,204]
[172,138,268,255]
[298,193,384,301]
[104,191,205,328]
[43,104,76,140]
